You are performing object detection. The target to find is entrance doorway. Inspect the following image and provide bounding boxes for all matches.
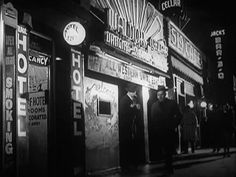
[118,81,145,167]
[27,31,52,177]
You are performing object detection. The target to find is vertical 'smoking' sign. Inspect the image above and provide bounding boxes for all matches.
[3,23,17,169]
[1,3,18,176]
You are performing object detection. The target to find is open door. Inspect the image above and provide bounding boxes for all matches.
[118,82,145,167]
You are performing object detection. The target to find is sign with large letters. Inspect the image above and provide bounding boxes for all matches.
[160,0,181,11]
[90,0,169,73]
[88,52,166,90]
[1,3,17,176]
[210,29,225,80]
[70,48,85,176]
[17,25,28,138]
[168,20,202,70]
[3,24,17,175]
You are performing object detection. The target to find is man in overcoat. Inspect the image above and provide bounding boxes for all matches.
[119,83,141,171]
[151,85,182,175]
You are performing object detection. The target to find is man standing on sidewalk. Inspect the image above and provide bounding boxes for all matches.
[119,83,141,172]
[151,86,182,175]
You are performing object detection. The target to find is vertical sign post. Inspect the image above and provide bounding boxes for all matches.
[0,3,17,177]
[71,48,85,176]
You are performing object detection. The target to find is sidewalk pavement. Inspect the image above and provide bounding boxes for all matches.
[173,147,236,161]
[89,147,236,177]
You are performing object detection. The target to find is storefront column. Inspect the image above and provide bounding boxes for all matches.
[142,86,150,163]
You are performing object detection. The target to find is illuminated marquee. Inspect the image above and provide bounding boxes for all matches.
[91,0,169,73]
[168,21,202,69]
[211,29,225,79]
[88,52,166,90]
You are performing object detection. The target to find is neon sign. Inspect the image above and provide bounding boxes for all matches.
[17,25,28,137]
[91,0,169,73]
[168,21,202,69]
[211,29,225,79]
[161,0,181,11]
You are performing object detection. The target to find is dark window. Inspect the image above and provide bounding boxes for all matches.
[97,99,111,117]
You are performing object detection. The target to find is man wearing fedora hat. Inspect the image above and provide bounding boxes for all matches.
[119,83,141,171]
[151,85,182,175]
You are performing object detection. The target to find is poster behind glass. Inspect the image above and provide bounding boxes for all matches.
[27,47,50,177]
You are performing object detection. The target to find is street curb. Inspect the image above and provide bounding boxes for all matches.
[173,148,236,161]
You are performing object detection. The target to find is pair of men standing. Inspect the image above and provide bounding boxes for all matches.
[120,84,181,175]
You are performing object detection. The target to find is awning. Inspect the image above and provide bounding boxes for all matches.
[171,56,203,85]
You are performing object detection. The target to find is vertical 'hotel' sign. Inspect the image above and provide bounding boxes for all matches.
[210,29,225,79]
[16,25,29,177]
[17,25,28,137]
[71,49,84,136]
[71,48,85,176]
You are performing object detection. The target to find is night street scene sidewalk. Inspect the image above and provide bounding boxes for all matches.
[1,1,236,177]
[91,148,236,177]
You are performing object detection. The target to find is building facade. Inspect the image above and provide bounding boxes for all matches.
[0,1,208,177]
[165,18,205,151]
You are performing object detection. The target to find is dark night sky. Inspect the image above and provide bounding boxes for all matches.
[175,0,236,75]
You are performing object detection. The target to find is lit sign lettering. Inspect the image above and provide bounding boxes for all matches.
[210,29,225,37]
[161,0,181,11]
[95,0,169,72]
[17,25,28,137]
[28,92,47,126]
[4,25,17,160]
[168,21,202,69]
[29,55,49,66]
[2,3,17,173]
[71,49,84,136]
[70,50,85,175]
[88,53,166,90]
[211,29,225,79]
[5,77,14,154]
